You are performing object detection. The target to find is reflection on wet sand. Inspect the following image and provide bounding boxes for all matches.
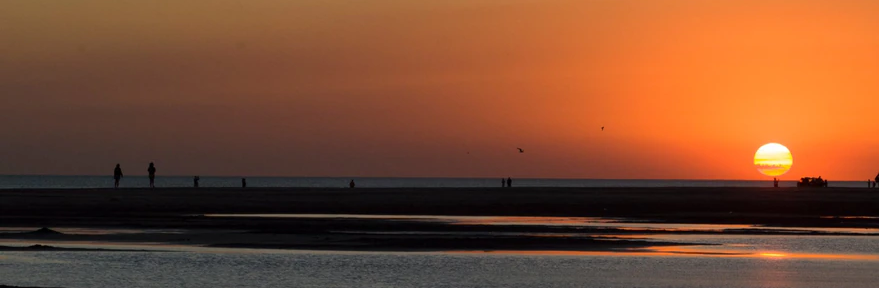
[820,216,879,219]
[461,246,879,261]
[1,214,877,261]
[206,214,879,234]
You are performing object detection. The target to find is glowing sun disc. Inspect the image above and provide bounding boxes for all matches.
[754,143,793,177]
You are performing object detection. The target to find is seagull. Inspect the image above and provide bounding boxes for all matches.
[517,148,524,153]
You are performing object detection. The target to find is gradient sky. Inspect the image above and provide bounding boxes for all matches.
[3,0,879,179]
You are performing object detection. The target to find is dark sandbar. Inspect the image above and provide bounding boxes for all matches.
[0,187,877,252]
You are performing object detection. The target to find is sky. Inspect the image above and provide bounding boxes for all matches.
[3,0,879,179]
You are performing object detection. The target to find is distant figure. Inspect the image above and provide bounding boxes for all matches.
[113,164,123,188]
[517,148,524,153]
[502,178,506,187]
[193,176,200,188]
[506,177,512,188]
[349,179,356,188]
[773,177,778,188]
[242,178,247,188]
[147,162,156,188]
[601,126,604,131]
[874,173,879,188]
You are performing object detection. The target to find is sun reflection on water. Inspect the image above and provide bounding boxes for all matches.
[457,246,879,261]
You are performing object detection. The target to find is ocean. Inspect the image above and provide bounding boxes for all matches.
[0,175,867,189]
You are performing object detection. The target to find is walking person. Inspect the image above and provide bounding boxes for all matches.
[242,178,247,188]
[502,178,506,187]
[147,162,157,188]
[193,176,200,188]
[349,179,356,188]
[506,177,512,188]
[113,164,124,188]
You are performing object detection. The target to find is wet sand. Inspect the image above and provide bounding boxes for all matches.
[0,244,152,252]
[2,187,878,224]
[0,187,877,252]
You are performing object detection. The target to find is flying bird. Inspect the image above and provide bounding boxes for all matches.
[517,148,524,153]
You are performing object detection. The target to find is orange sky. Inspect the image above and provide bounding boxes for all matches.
[3,0,879,179]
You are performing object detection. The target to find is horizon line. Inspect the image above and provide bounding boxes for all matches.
[0,174,866,182]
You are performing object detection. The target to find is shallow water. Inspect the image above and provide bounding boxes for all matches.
[3,215,879,287]
[1,242,878,288]
[206,214,879,234]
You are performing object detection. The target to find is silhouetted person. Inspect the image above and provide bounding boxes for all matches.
[147,162,156,188]
[113,164,123,188]
[242,178,247,188]
[349,179,356,188]
[193,176,200,188]
[501,178,506,187]
[506,177,512,188]
[824,179,829,187]
[773,177,778,188]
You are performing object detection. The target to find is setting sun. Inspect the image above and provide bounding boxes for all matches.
[754,143,793,177]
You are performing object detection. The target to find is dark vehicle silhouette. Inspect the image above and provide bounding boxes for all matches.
[797,177,827,187]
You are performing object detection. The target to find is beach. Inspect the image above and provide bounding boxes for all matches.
[0,187,878,252]
[2,187,878,222]
[3,187,879,288]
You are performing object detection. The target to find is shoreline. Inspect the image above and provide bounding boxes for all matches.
[1,187,877,253]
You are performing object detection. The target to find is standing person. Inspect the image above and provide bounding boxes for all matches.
[349,179,356,188]
[147,162,156,188]
[773,177,778,188]
[242,178,247,188]
[113,164,124,188]
[502,178,506,187]
[506,177,512,188]
[193,176,200,188]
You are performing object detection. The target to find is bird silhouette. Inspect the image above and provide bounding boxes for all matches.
[517,148,524,153]
[601,126,604,131]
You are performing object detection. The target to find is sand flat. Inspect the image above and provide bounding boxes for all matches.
[1,187,877,252]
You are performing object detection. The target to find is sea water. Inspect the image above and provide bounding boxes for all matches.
[0,175,868,189]
[1,237,878,288]
[2,216,878,288]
